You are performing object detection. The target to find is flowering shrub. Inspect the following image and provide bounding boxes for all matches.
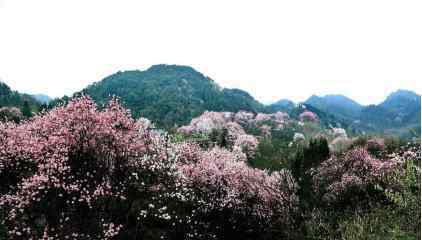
[233,111,255,125]
[273,111,289,123]
[224,122,246,145]
[179,146,298,239]
[0,107,23,123]
[299,111,318,122]
[0,97,182,239]
[234,134,259,159]
[178,112,259,159]
[177,111,228,135]
[311,147,403,205]
[254,113,272,123]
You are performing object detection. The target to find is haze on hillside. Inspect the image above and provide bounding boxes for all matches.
[0,0,421,105]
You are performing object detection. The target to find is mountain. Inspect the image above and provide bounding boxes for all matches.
[76,64,265,127]
[300,90,420,138]
[380,90,421,126]
[31,94,52,104]
[0,81,40,113]
[305,94,364,119]
[359,90,421,136]
[268,99,296,112]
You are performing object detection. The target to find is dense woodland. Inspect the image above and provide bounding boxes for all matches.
[0,65,420,239]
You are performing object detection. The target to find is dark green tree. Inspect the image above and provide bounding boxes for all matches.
[22,101,32,118]
[292,137,330,206]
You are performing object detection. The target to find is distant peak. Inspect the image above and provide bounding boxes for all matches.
[388,89,419,98]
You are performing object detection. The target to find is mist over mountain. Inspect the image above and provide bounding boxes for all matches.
[30,94,52,104]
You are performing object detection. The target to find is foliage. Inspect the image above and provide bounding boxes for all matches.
[292,138,330,215]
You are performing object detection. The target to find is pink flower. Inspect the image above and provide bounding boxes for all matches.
[299,111,318,122]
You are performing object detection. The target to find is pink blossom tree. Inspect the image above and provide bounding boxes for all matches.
[0,107,23,123]
[178,146,298,239]
[311,147,403,206]
[0,97,181,239]
[299,111,318,122]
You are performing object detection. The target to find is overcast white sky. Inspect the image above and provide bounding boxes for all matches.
[0,0,421,105]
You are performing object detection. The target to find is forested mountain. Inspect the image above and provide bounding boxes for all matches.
[305,94,363,119]
[268,99,296,112]
[76,64,265,127]
[359,90,421,136]
[299,90,421,137]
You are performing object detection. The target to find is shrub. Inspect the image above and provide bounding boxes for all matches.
[179,146,298,239]
[0,97,181,239]
[299,111,318,122]
[0,107,23,123]
[311,147,402,207]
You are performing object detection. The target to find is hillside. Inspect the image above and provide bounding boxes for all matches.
[305,94,363,119]
[0,81,40,115]
[77,64,265,127]
[359,90,421,136]
[268,99,296,112]
[300,90,421,138]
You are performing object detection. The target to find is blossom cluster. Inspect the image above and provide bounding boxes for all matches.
[177,110,290,158]
[0,107,23,123]
[178,110,289,135]
[177,111,259,158]
[311,147,404,204]
[299,111,318,122]
[178,145,298,237]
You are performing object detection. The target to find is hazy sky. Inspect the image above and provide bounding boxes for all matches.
[0,0,421,105]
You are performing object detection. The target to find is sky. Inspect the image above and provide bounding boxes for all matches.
[0,0,421,105]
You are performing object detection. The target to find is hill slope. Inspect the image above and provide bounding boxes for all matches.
[299,90,420,137]
[0,81,40,114]
[359,90,421,136]
[305,94,364,119]
[78,64,265,127]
